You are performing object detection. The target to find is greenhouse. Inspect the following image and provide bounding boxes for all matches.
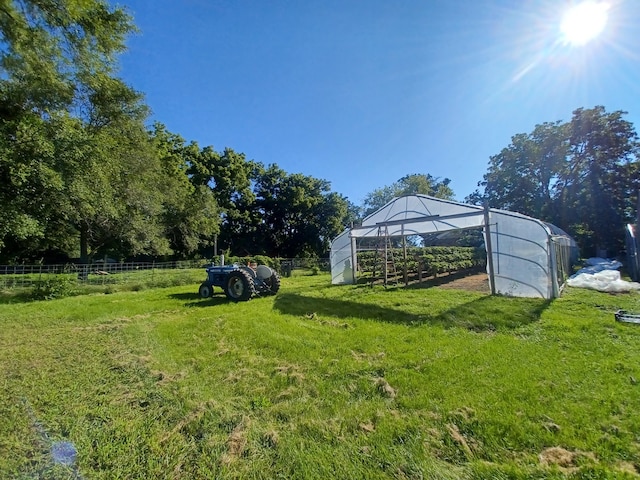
[330,195,579,299]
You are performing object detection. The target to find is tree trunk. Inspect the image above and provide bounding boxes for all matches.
[80,224,89,262]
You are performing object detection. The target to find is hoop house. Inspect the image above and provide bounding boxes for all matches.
[330,195,578,299]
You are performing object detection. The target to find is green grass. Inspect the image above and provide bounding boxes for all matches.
[1,274,640,479]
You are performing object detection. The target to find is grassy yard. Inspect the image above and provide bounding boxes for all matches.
[1,273,640,479]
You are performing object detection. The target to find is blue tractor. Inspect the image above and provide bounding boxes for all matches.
[199,263,281,302]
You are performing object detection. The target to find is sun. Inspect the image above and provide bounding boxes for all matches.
[560,1,610,46]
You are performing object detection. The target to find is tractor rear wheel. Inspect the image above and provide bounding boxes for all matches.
[199,283,213,298]
[266,271,281,294]
[224,270,255,302]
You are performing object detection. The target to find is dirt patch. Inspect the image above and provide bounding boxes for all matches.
[374,377,397,398]
[227,426,247,456]
[359,422,375,433]
[275,364,305,384]
[261,430,279,449]
[434,272,490,293]
[540,447,575,468]
[539,446,599,472]
[380,268,491,293]
[446,423,474,459]
[366,268,491,293]
[221,420,250,464]
[617,461,640,475]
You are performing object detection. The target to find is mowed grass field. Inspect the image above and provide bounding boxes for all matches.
[1,272,640,479]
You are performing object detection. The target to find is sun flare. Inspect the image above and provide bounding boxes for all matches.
[560,1,610,46]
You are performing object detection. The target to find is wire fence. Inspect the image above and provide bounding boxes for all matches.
[0,261,205,290]
[0,258,331,290]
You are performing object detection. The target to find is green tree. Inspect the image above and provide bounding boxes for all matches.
[362,174,454,217]
[560,107,639,254]
[0,109,64,261]
[467,121,568,220]
[469,106,639,256]
[150,124,220,258]
[0,0,134,115]
[0,1,197,262]
[54,113,175,261]
[185,143,257,256]
[251,164,349,257]
[209,148,257,254]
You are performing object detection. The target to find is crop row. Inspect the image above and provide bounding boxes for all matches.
[358,246,485,277]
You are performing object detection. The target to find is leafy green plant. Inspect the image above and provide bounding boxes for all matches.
[31,277,77,300]
[359,246,485,281]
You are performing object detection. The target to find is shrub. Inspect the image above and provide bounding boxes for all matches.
[253,255,279,269]
[31,277,77,300]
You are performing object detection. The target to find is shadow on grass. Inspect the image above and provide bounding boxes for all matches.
[0,291,34,304]
[170,292,233,308]
[274,292,551,331]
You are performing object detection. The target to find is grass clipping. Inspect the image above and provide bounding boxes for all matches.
[221,419,250,465]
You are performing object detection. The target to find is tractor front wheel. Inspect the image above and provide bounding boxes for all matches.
[224,270,255,302]
[199,283,213,298]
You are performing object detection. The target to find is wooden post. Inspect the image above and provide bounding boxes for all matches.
[484,203,496,295]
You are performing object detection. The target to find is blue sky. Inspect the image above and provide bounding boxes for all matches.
[113,0,640,204]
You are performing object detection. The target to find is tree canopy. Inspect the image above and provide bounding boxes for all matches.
[0,0,351,263]
[468,106,640,256]
[362,174,454,217]
[0,0,152,261]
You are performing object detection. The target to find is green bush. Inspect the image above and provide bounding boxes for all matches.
[218,255,282,271]
[31,277,77,300]
[253,255,280,270]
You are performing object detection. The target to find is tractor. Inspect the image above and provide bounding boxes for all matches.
[198,262,281,302]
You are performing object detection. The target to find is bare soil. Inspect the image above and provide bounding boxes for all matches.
[402,269,490,293]
[365,269,491,293]
[434,272,490,293]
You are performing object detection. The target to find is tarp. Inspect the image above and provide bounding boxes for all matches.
[567,257,640,293]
